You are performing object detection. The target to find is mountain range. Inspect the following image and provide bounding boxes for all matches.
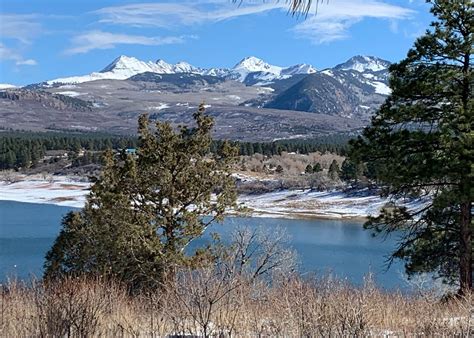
[0,55,392,141]
[45,55,319,86]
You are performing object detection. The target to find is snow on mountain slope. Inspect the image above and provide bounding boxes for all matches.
[0,84,17,89]
[173,61,202,73]
[282,63,317,76]
[45,54,319,85]
[231,56,283,80]
[228,57,317,84]
[47,56,201,85]
[334,55,390,73]
[369,81,391,95]
[43,54,389,90]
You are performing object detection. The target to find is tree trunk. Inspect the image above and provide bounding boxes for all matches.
[459,201,472,294]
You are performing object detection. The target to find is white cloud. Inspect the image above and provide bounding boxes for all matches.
[64,30,188,55]
[0,43,38,66]
[15,59,38,66]
[94,1,285,28]
[94,0,413,44]
[292,0,414,44]
[0,14,41,66]
[0,14,42,44]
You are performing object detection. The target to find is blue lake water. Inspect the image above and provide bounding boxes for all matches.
[0,200,406,289]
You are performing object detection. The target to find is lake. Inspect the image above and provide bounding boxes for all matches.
[0,200,406,289]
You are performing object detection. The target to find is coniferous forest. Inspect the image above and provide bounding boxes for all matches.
[0,130,351,170]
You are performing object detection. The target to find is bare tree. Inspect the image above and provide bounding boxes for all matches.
[168,226,296,337]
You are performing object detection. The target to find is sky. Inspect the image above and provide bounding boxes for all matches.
[0,0,434,86]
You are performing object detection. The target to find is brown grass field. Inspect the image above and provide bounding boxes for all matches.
[1,273,473,337]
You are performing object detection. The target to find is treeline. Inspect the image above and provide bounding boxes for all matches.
[213,133,353,157]
[0,131,137,169]
[0,130,353,170]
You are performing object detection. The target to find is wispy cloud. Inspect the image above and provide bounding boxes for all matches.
[0,43,38,66]
[0,14,41,66]
[94,1,285,28]
[64,30,189,55]
[0,14,42,44]
[93,0,413,44]
[292,0,414,44]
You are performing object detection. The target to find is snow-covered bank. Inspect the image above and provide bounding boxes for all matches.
[0,178,387,219]
[0,177,89,208]
[238,189,386,219]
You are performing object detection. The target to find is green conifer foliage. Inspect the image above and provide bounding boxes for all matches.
[328,160,340,181]
[312,162,322,173]
[350,0,473,293]
[44,105,238,292]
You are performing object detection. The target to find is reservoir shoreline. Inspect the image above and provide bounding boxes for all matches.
[0,176,386,221]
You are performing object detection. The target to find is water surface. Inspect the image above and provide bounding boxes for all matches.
[0,200,405,289]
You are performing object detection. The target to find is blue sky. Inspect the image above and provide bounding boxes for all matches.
[0,0,433,85]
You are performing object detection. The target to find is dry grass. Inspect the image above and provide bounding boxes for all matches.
[1,275,473,337]
[239,152,344,176]
[1,227,472,337]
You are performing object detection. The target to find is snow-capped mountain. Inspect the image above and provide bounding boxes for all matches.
[263,55,392,118]
[0,84,17,89]
[230,56,283,81]
[47,56,205,85]
[3,54,395,139]
[334,55,391,73]
[46,55,317,86]
[282,64,317,76]
[227,56,317,84]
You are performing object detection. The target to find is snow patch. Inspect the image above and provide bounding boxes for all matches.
[58,84,78,89]
[149,103,170,110]
[0,84,17,89]
[370,81,391,95]
[0,178,89,208]
[56,91,84,97]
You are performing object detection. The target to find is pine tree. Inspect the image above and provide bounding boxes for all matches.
[341,159,363,182]
[44,105,238,292]
[328,160,340,181]
[312,162,322,173]
[350,0,473,293]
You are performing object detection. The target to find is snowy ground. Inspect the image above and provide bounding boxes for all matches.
[0,177,89,208]
[0,177,388,219]
[238,189,386,219]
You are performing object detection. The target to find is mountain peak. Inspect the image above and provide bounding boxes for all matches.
[100,55,144,73]
[234,56,280,73]
[334,55,390,73]
[174,61,199,73]
[282,63,317,76]
[155,58,169,65]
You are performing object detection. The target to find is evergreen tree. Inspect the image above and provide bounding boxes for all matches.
[328,160,340,180]
[305,164,313,174]
[312,162,322,173]
[341,159,363,182]
[350,0,473,293]
[44,105,238,292]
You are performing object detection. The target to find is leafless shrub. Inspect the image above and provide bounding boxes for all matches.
[0,170,22,183]
[32,277,112,337]
[1,229,473,337]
